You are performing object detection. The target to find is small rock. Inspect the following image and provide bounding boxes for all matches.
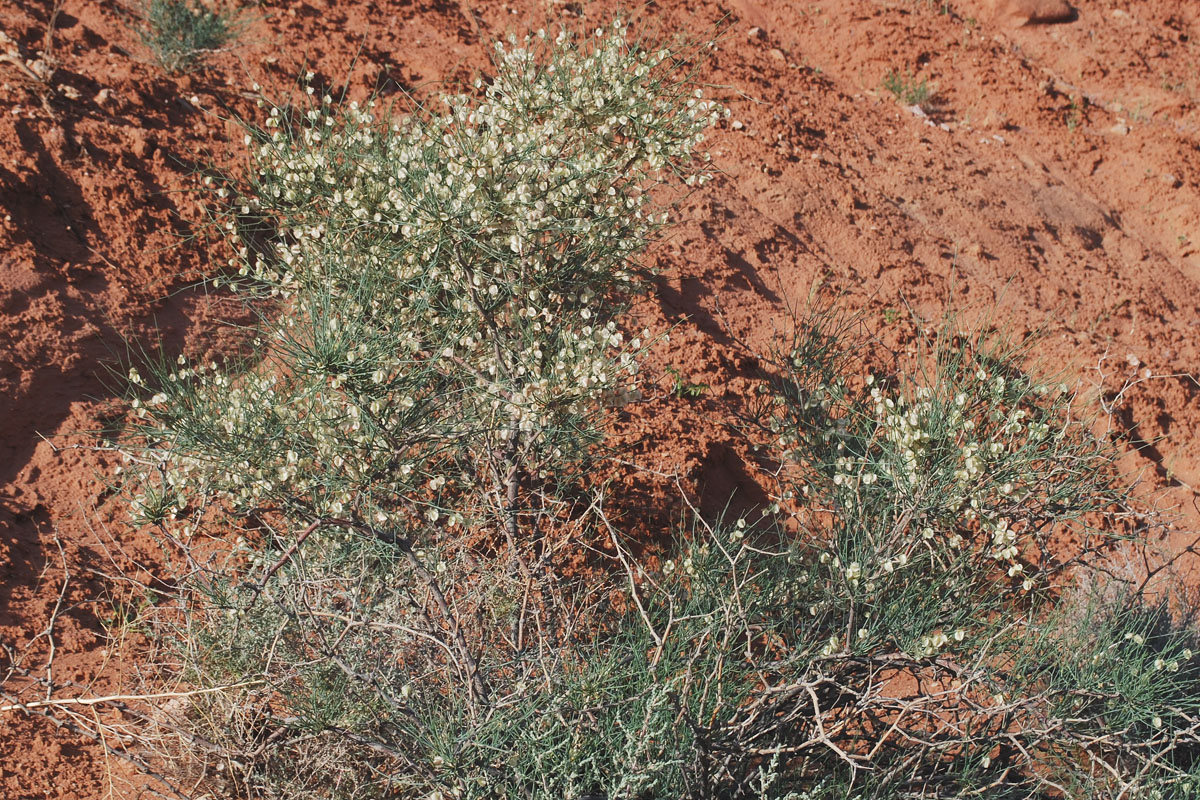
[980,109,1005,129]
[95,87,110,106]
[748,26,765,40]
[45,125,67,151]
[768,47,785,62]
[1110,120,1129,135]
[982,0,1076,27]
[131,133,157,159]
[1017,152,1044,171]
[731,119,744,130]
[1161,172,1181,188]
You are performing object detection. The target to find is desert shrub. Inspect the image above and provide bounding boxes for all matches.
[733,310,1198,797]
[116,18,1198,800]
[136,0,240,73]
[126,20,720,547]
[745,311,1132,596]
[125,299,1198,799]
[120,18,724,797]
[142,489,1196,798]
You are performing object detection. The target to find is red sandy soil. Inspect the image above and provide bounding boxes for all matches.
[1,0,1198,796]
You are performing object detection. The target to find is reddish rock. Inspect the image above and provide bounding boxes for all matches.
[961,0,1076,27]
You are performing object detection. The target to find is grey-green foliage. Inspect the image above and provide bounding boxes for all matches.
[749,311,1130,599]
[735,309,1199,797]
[1012,582,1200,797]
[137,0,239,73]
[125,20,719,549]
[134,306,1200,800]
[172,520,1200,798]
[118,18,1200,800]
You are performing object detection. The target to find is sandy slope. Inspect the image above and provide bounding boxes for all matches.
[1,0,1197,795]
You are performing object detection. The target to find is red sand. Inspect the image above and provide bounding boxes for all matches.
[1,0,1198,796]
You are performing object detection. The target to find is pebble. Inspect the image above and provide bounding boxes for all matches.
[731,120,744,130]
[1161,173,1181,188]
[1110,120,1130,135]
[131,133,157,159]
